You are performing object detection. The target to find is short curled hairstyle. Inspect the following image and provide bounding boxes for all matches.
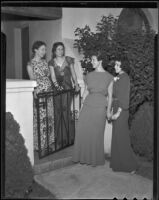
[114,54,130,74]
[91,51,104,62]
[51,42,65,59]
[31,41,46,59]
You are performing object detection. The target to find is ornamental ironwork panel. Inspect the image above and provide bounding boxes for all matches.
[36,89,81,159]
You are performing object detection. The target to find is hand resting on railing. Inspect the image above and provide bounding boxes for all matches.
[53,81,64,91]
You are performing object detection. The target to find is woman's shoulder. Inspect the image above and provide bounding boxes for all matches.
[48,58,54,66]
[119,72,130,84]
[86,71,95,78]
[121,72,129,80]
[27,59,35,67]
[105,71,114,81]
[65,56,74,64]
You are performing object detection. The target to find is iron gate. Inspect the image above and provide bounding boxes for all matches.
[36,88,81,159]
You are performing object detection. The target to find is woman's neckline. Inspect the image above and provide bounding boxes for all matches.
[32,58,43,62]
[54,57,66,67]
[94,70,106,73]
[118,72,125,76]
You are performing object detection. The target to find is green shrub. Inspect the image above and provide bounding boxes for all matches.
[74,14,155,126]
[5,112,34,198]
[130,102,153,161]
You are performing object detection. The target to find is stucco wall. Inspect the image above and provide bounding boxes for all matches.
[61,7,158,82]
[28,19,62,61]
[62,8,158,40]
[2,8,157,79]
[61,8,122,82]
[62,8,122,40]
[2,19,62,78]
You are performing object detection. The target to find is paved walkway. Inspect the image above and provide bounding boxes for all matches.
[34,160,152,199]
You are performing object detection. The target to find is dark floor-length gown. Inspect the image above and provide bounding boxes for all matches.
[110,72,138,172]
[48,56,75,149]
[72,71,113,166]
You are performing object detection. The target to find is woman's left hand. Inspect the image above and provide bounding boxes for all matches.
[111,112,120,120]
[75,84,80,92]
[107,109,113,121]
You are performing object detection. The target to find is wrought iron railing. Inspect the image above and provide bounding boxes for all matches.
[36,88,81,159]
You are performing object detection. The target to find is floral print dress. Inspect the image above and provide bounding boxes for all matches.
[29,59,55,151]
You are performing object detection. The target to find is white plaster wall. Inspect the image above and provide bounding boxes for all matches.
[62,8,122,84]
[28,19,62,62]
[2,19,62,78]
[62,8,122,39]
[6,79,37,165]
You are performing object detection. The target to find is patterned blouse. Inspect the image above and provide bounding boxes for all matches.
[29,59,53,93]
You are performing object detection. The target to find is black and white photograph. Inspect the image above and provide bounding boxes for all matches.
[1,1,158,199]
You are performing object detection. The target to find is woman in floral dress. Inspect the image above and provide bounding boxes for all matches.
[27,41,54,153]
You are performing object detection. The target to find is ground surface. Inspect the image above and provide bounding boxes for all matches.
[34,161,152,199]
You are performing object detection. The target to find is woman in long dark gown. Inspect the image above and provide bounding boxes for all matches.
[72,52,113,166]
[107,57,138,173]
[48,42,80,149]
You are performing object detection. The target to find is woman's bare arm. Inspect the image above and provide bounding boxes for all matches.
[107,80,114,119]
[27,64,35,80]
[27,63,37,98]
[49,65,57,83]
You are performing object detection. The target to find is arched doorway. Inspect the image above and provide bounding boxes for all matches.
[118,8,150,32]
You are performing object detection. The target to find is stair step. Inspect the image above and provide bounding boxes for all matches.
[34,156,74,175]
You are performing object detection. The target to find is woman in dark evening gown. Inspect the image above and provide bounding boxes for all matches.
[72,52,113,166]
[107,57,138,173]
[48,42,80,148]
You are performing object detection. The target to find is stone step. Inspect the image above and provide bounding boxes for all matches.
[34,156,74,175]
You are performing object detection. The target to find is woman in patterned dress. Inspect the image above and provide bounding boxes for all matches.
[27,41,54,153]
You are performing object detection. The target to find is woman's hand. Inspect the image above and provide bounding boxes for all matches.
[111,112,120,120]
[107,109,113,121]
[79,97,84,112]
[75,83,80,92]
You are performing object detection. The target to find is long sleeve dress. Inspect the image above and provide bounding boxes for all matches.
[110,72,138,172]
[72,71,113,166]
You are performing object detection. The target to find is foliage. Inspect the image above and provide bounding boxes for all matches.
[28,180,57,199]
[130,102,153,161]
[114,30,155,124]
[74,14,155,125]
[5,112,34,198]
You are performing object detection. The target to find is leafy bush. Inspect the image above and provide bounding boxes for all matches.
[5,112,34,198]
[130,102,153,161]
[74,14,155,125]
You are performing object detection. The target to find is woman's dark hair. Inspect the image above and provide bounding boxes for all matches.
[91,51,104,62]
[114,54,130,74]
[51,42,65,59]
[31,41,46,59]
